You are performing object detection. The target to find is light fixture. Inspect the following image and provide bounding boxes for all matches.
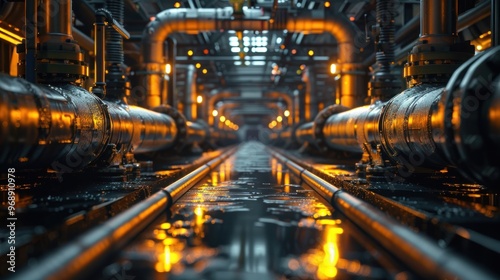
[277,116,283,122]
[195,63,201,69]
[330,63,337,74]
[165,63,172,74]
[196,95,203,104]
[284,110,290,117]
[187,49,194,56]
[212,110,218,117]
[220,116,226,122]
[0,27,22,45]
[308,50,314,56]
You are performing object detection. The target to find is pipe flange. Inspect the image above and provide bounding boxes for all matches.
[152,105,187,152]
[443,46,500,186]
[312,105,349,152]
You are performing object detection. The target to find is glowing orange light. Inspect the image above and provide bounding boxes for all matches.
[349,16,355,21]
[203,48,209,55]
[324,1,331,8]
[195,63,201,68]
[291,49,297,55]
[174,2,181,8]
[202,68,208,74]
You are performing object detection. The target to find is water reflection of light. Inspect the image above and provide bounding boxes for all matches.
[211,171,218,186]
[317,225,343,279]
[277,163,283,184]
[284,172,290,185]
[271,158,277,177]
[220,164,226,182]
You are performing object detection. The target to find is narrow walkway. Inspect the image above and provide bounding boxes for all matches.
[98,142,406,279]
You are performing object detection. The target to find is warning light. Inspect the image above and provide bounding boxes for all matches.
[203,49,209,55]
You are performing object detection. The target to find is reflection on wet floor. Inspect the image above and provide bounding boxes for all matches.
[101,142,406,279]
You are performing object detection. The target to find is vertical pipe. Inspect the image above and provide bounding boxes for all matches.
[421,0,456,37]
[167,37,177,106]
[492,0,500,47]
[105,0,126,100]
[40,0,72,40]
[184,65,197,121]
[25,0,36,83]
[93,14,106,98]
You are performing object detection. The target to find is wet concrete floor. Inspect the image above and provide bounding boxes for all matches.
[99,142,411,279]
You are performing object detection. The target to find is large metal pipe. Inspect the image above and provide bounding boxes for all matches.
[142,8,364,108]
[316,46,500,187]
[39,0,72,40]
[0,74,178,171]
[421,0,456,38]
[295,122,315,146]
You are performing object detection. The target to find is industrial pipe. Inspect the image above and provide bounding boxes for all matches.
[208,91,240,126]
[318,45,500,186]
[142,7,364,108]
[184,65,198,121]
[368,0,401,103]
[299,0,500,187]
[295,122,315,146]
[0,74,178,172]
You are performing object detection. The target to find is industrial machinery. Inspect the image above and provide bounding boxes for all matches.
[1,0,500,279]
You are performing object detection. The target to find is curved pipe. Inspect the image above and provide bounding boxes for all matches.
[0,74,178,171]
[263,91,294,125]
[208,91,240,126]
[142,8,363,108]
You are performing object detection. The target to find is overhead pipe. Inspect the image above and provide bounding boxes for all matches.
[142,7,364,109]
[300,0,500,187]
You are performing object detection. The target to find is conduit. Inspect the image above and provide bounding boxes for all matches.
[141,7,364,109]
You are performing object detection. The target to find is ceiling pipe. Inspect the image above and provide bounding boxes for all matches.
[141,7,364,109]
